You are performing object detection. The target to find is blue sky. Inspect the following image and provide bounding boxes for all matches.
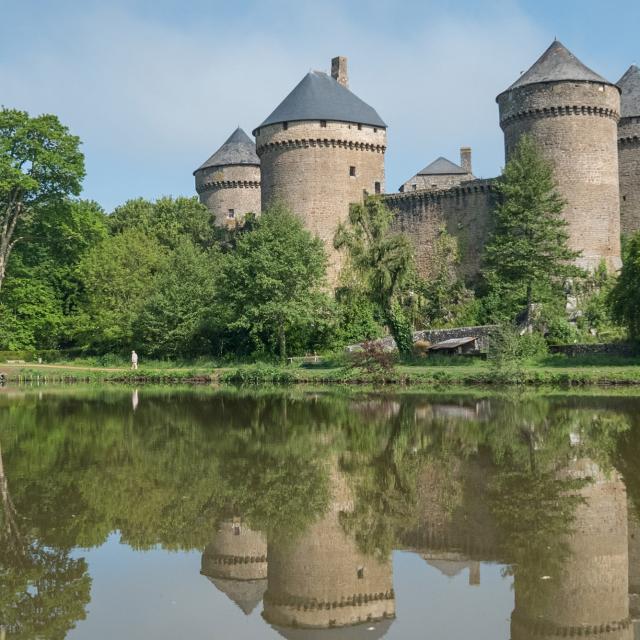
[2,0,639,211]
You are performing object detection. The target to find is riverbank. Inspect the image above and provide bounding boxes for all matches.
[1,354,640,386]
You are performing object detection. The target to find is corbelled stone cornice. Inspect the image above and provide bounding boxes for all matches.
[196,180,260,194]
[257,137,386,156]
[500,105,619,128]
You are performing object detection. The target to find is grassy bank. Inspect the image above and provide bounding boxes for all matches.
[1,353,640,387]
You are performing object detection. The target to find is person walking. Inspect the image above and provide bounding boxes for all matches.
[131,350,139,370]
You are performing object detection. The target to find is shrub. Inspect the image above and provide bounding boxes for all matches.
[348,341,397,376]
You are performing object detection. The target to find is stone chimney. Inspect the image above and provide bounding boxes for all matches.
[460,147,472,174]
[331,56,348,88]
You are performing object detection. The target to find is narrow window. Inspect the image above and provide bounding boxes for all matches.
[623,195,627,201]
[357,567,365,579]
[349,166,356,177]
[374,181,381,194]
[283,122,288,130]
[233,523,241,536]
[320,120,327,128]
[412,184,417,191]
[228,209,235,219]
[431,184,438,189]
[373,127,378,133]
[357,123,362,130]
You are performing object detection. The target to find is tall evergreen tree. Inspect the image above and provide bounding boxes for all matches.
[482,135,582,324]
[609,232,640,340]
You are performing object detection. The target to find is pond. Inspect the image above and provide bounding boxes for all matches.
[1,386,639,639]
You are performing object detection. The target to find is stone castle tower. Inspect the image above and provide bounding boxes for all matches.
[497,41,622,272]
[254,56,387,284]
[194,127,261,227]
[617,65,640,235]
[511,459,632,640]
[262,463,395,637]
[200,518,268,615]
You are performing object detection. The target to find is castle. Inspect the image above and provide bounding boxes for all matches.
[194,42,640,285]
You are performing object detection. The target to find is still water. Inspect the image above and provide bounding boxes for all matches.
[1,386,640,639]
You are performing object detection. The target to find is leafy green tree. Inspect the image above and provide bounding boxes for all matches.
[609,231,640,340]
[0,108,84,292]
[419,226,477,327]
[483,135,582,325]
[0,199,108,349]
[135,239,220,357]
[216,205,331,359]
[334,198,415,354]
[108,196,215,250]
[75,229,168,351]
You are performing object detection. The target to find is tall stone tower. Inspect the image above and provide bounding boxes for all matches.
[511,459,632,640]
[254,56,387,285]
[200,519,268,615]
[617,65,640,235]
[497,41,622,271]
[262,463,395,636]
[193,127,261,227]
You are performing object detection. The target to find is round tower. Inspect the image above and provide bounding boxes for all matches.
[254,56,387,285]
[497,41,622,271]
[617,65,640,235]
[511,459,632,640]
[193,127,261,228]
[262,463,395,635]
[200,518,268,615]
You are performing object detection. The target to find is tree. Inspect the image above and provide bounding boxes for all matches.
[609,231,640,340]
[135,239,220,357]
[108,196,215,250]
[75,229,168,352]
[216,204,331,360]
[0,109,84,292]
[334,197,415,355]
[482,135,582,325]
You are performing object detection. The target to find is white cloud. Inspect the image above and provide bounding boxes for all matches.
[0,2,547,208]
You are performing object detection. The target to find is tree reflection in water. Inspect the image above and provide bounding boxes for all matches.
[0,388,639,638]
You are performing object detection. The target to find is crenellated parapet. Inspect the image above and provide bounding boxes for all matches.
[196,179,261,194]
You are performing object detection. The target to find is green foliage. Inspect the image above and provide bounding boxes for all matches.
[216,204,331,360]
[487,325,548,382]
[609,231,640,340]
[335,197,416,355]
[333,282,384,346]
[348,341,397,378]
[0,108,85,292]
[135,239,219,358]
[419,227,477,327]
[108,196,216,249]
[483,135,583,324]
[75,229,168,351]
[220,363,296,384]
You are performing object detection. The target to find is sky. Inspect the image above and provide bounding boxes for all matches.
[2,0,639,212]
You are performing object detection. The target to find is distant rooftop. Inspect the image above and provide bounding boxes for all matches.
[500,40,612,96]
[618,65,640,118]
[417,156,468,176]
[255,70,386,132]
[194,127,259,174]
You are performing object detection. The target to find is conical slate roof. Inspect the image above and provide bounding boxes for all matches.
[618,65,640,118]
[502,40,611,93]
[194,127,259,173]
[255,71,386,132]
[206,576,267,615]
[417,156,467,176]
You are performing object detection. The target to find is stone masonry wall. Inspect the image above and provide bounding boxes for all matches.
[498,81,621,272]
[619,116,640,235]
[386,180,496,283]
[195,164,261,227]
[256,120,386,285]
[400,172,473,193]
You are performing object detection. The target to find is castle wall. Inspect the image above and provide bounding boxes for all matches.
[619,117,640,235]
[385,180,496,283]
[262,464,395,629]
[195,164,261,227]
[511,459,632,640]
[256,120,386,285]
[498,81,621,272]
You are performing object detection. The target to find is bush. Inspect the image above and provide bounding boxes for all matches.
[348,341,397,377]
[220,364,295,385]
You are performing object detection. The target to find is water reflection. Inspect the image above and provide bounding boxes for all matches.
[1,389,640,638]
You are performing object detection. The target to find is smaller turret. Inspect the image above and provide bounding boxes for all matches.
[193,127,261,227]
[399,148,474,192]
